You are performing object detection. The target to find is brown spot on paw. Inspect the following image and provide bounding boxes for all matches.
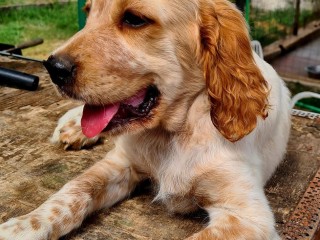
[69,201,82,216]
[51,207,62,217]
[51,223,61,239]
[69,201,86,224]
[48,215,55,222]
[30,217,41,230]
[62,215,72,225]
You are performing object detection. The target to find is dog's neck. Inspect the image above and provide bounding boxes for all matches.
[152,87,217,147]
[158,65,208,131]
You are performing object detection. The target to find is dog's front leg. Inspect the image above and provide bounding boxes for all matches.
[0,152,140,240]
[186,166,280,240]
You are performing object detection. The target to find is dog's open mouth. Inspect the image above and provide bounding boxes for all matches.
[81,85,160,138]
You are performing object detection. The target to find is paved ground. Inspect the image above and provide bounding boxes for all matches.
[270,35,320,79]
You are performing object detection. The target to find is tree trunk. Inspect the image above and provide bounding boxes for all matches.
[293,0,301,36]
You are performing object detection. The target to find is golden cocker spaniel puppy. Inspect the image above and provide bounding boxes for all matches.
[0,0,291,239]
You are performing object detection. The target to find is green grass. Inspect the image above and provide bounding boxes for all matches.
[0,2,78,58]
[0,0,36,6]
[0,2,78,44]
[0,0,66,7]
[0,0,38,6]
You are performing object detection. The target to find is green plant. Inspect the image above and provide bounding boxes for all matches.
[0,2,78,45]
[250,7,315,46]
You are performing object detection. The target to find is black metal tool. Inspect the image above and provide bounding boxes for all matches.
[0,66,39,91]
[0,38,44,63]
[0,51,43,63]
[0,39,44,90]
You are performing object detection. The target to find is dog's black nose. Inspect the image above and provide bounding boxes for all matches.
[43,55,76,87]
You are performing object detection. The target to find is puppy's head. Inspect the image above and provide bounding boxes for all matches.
[44,0,268,141]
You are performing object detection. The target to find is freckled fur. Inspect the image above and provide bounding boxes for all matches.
[0,0,290,239]
[30,217,41,231]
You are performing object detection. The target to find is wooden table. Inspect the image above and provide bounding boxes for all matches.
[0,57,319,239]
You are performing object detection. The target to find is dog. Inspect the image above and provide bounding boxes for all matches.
[0,0,291,239]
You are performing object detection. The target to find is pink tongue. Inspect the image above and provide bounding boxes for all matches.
[81,88,147,138]
[124,88,146,107]
[81,104,120,138]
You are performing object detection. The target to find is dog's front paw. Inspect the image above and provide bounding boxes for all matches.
[51,105,101,150]
[185,220,280,240]
[58,121,100,150]
[0,215,53,240]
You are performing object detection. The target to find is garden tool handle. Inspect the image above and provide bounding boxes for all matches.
[0,66,39,91]
[5,38,44,53]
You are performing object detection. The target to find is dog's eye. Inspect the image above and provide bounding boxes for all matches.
[82,1,91,15]
[122,11,149,28]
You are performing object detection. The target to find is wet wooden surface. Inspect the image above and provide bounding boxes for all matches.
[0,57,319,239]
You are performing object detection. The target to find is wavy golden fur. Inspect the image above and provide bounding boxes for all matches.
[199,0,269,142]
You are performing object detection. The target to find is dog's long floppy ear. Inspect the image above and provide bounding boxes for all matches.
[198,0,269,142]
